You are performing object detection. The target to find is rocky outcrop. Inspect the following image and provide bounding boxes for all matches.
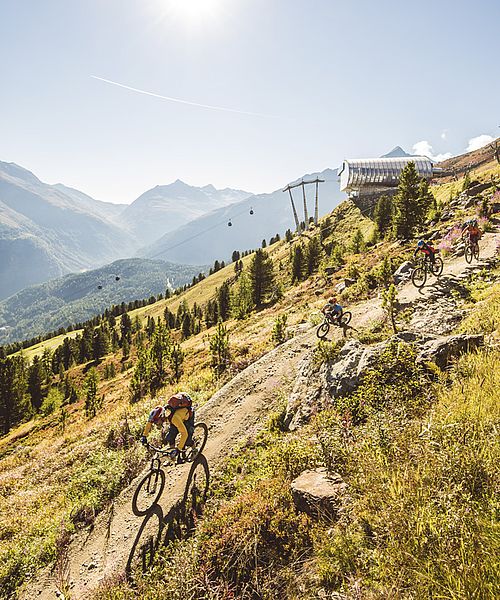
[291,468,346,519]
[285,331,486,429]
[393,261,413,284]
[417,334,484,369]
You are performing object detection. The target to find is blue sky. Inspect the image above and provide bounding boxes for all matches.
[1,0,499,203]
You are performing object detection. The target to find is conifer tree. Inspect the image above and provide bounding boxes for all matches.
[0,355,28,434]
[392,161,432,239]
[350,229,365,254]
[169,342,184,382]
[84,368,101,418]
[217,281,231,321]
[307,237,323,274]
[150,322,171,390]
[210,321,231,377]
[231,270,254,319]
[249,249,275,307]
[373,195,393,237]
[291,244,306,283]
[120,313,132,345]
[28,355,44,410]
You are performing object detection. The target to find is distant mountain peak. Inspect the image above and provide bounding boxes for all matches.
[381,146,412,158]
[0,160,41,184]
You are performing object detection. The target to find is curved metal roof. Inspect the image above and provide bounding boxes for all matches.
[339,156,435,192]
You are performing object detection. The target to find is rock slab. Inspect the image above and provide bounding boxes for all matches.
[291,468,346,519]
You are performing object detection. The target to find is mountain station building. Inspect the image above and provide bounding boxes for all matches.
[338,156,442,212]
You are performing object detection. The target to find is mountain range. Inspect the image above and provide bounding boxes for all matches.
[140,168,344,265]
[0,160,250,300]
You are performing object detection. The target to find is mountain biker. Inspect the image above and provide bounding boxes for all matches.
[414,240,436,264]
[140,392,195,463]
[461,218,482,246]
[322,296,343,324]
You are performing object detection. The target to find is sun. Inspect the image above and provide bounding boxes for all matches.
[166,0,221,21]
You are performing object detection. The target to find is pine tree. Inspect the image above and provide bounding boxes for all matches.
[285,229,293,242]
[150,322,171,391]
[350,229,365,254]
[373,195,393,237]
[0,355,29,434]
[130,349,151,402]
[120,313,132,345]
[392,161,429,239]
[231,250,241,262]
[169,342,184,382]
[249,249,275,307]
[217,281,231,321]
[210,321,231,377]
[382,284,398,333]
[84,368,101,418]
[261,239,267,248]
[28,355,44,410]
[291,244,306,283]
[307,237,322,275]
[231,271,254,319]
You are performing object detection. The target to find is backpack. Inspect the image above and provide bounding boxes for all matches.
[167,393,193,410]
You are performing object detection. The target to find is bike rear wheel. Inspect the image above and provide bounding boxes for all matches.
[317,322,330,339]
[340,312,352,326]
[430,256,444,277]
[464,245,473,264]
[412,267,427,288]
[132,468,165,516]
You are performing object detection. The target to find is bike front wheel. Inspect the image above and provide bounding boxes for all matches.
[464,245,473,264]
[132,468,165,516]
[430,256,444,277]
[316,322,330,339]
[473,243,480,260]
[411,267,427,288]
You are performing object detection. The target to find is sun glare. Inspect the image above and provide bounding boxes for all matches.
[166,0,221,21]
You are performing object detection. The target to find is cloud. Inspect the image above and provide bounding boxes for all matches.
[412,140,452,162]
[91,75,278,118]
[466,134,494,152]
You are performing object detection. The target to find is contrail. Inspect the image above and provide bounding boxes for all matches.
[91,75,276,118]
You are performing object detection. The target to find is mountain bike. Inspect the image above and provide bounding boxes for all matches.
[132,422,208,516]
[464,236,480,263]
[411,252,444,288]
[316,311,352,339]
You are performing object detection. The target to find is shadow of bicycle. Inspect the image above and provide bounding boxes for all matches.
[126,454,210,578]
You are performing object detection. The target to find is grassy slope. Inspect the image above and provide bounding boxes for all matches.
[1,160,498,597]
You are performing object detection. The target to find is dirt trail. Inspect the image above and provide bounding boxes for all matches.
[22,329,319,599]
[21,228,499,600]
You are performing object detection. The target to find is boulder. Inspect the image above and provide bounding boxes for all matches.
[321,339,365,398]
[417,334,484,370]
[291,468,346,519]
[393,260,413,284]
[466,182,491,197]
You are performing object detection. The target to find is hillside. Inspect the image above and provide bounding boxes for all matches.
[0,147,499,600]
[0,258,206,345]
[140,168,343,265]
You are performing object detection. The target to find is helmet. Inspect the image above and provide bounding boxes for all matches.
[417,240,425,247]
[471,218,478,226]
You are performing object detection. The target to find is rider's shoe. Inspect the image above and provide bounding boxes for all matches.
[168,448,179,462]
[176,451,187,465]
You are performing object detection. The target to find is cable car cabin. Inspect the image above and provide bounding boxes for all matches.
[249,208,254,215]
[227,219,232,227]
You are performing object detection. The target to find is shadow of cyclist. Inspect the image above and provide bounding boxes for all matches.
[126,454,210,578]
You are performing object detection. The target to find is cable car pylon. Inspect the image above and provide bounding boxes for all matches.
[283,177,324,232]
